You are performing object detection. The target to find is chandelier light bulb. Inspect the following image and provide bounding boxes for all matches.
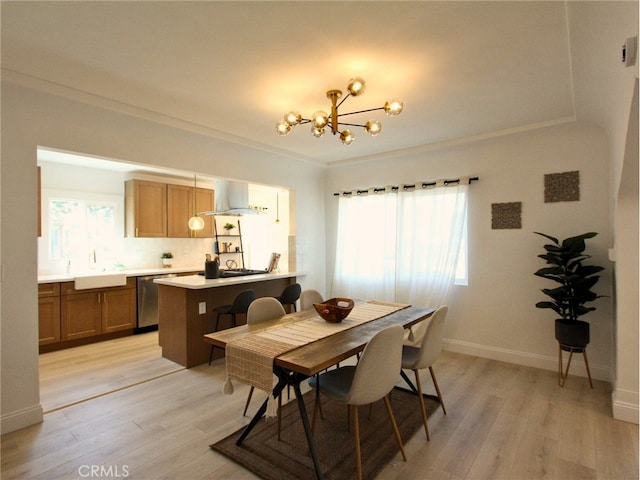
[311,110,329,128]
[311,125,325,138]
[365,120,382,136]
[384,99,404,116]
[347,77,366,96]
[284,111,301,126]
[276,120,292,135]
[340,129,354,145]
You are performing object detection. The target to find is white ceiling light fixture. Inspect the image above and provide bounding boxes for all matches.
[275,77,403,145]
[188,174,205,231]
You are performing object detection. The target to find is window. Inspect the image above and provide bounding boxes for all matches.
[49,198,117,260]
[39,189,123,273]
[331,184,468,306]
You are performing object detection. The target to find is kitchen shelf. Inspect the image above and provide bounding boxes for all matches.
[214,220,245,269]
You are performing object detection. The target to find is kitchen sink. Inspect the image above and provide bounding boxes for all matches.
[74,273,128,290]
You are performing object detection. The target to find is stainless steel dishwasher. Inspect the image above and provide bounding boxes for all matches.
[136,274,177,332]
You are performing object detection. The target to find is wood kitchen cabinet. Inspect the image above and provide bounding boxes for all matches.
[193,187,215,237]
[60,278,136,341]
[128,180,215,238]
[167,185,215,238]
[38,283,60,345]
[125,179,168,237]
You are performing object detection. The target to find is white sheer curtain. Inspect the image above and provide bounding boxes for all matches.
[332,192,397,300]
[331,183,468,307]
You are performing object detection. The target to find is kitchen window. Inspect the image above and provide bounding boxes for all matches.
[39,189,124,273]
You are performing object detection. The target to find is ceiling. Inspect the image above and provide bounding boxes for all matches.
[1,1,576,166]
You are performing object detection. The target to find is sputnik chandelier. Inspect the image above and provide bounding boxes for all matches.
[275,77,403,145]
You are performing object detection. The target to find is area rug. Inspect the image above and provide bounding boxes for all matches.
[210,387,440,480]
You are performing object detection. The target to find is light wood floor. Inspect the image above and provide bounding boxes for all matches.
[2,332,638,479]
[38,331,185,413]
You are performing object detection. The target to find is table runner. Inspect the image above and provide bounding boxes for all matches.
[223,301,408,412]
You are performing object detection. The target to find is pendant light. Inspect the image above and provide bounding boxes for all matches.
[188,174,205,231]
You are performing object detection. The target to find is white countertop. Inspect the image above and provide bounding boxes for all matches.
[153,271,301,289]
[38,266,203,284]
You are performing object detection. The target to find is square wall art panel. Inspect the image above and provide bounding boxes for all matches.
[544,170,580,203]
[491,202,522,229]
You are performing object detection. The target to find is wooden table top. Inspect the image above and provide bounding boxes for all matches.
[203,304,434,377]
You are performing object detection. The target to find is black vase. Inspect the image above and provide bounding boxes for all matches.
[555,319,590,352]
[204,260,219,279]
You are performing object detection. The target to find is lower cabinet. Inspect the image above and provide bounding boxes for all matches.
[36,278,138,349]
[61,279,136,341]
[61,291,103,341]
[38,283,61,346]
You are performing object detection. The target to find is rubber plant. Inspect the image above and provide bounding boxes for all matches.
[534,231,605,348]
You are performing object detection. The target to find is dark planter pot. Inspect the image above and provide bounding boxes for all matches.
[555,319,590,352]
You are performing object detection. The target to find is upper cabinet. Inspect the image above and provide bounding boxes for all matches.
[126,180,215,238]
[125,180,167,237]
[167,185,215,238]
[193,187,215,237]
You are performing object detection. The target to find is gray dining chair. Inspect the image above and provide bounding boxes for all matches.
[300,289,323,310]
[400,305,448,441]
[242,297,286,417]
[309,324,407,480]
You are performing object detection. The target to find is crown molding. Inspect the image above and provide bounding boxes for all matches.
[1,68,326,167]
[326,116,577,168]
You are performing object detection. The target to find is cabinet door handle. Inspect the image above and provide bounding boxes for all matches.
[97,293,101,304]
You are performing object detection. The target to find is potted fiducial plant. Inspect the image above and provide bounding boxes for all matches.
[223,222,236,233]
[534,232,605,349]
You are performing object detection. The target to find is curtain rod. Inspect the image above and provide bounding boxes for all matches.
[333,176,479,197]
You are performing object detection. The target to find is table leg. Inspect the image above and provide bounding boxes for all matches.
[235,373,288,446]
[291,373,324,480]
[400,369,419,394]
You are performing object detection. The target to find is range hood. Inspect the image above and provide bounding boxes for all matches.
[202,179,264,216]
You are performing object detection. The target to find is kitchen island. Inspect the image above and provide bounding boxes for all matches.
[154,271,300,368]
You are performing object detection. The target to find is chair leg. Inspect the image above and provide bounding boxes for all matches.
[383,394,407,461]
[214,312,222,332]
[277,394,282,440]
[352,405,362,480]
[414,369,430,441]
[243,386,254,416]
[429,366,447,415]
[208,345,214,366]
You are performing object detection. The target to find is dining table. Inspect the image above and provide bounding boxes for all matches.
[203,300,435,480]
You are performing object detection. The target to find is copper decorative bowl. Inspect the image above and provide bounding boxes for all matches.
[314,298,355,323]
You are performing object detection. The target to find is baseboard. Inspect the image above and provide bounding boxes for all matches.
[612,388,640,424]
[1,404,43,435]
[443,339,611,382]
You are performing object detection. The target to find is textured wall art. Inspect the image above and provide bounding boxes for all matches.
[544,170,580,203]
[491,202,522,229]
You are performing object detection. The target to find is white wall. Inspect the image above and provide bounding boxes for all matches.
[567,1,639,423]
[0,81,326,433]
[326,122,614,380]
